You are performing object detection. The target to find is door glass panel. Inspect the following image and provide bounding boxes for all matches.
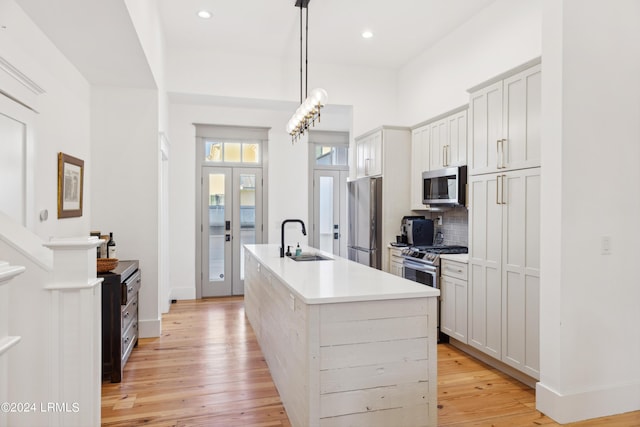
[208,173,226,281]
[319,176,334,253]
[239,173,256,280]
[224,142,241,162]
[242,143,260,163]
[206,141,223,162]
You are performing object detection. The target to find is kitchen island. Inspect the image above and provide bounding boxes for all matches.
[244,244,439,427]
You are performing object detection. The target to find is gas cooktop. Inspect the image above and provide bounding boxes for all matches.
[411,245,468,254]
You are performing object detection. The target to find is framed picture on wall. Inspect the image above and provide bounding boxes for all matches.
[57,152,84,218]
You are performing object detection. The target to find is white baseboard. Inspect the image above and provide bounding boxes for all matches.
[536,380,640,424]
[170,286,196,301]
[138,318,161,338]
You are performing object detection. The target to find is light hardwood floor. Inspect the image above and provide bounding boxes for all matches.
[102,297,640,426]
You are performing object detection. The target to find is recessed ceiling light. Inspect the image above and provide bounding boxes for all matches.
[197,10,212,19]
[362,30,373,39]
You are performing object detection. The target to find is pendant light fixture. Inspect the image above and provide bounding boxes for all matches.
[286,0,328,143]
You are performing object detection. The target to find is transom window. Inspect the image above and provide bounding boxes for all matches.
[205,140,260,164]
[315,145,348,166]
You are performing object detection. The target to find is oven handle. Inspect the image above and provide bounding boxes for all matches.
[402,259,438,273]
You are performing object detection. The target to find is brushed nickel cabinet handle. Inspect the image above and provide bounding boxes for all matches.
[501,174,507,204]
[502,139,507,168]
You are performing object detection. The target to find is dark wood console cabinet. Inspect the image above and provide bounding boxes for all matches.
[99,260,141,383]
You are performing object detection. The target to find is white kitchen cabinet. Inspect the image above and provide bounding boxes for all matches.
[468,167,540,379]
[430,110,467,171]
[410,124,430,210]
[389,246,404,277]
[446,110,468,167]
[355,130,382,177]
[440,259,468,343]
[468,60,541,175]
[429,119,447,171]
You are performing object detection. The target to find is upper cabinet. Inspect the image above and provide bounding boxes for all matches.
[409,106,468,210]
[355,130,383,177]
[410,124,430,210]
[430,110,467,170]
[468,62,541,175]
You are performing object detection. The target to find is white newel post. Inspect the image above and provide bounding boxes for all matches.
[0,261,26,427]
[42,237,103,427]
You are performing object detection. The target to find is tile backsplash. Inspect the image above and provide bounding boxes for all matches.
[428,207,468,247]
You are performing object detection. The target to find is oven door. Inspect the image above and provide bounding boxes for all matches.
[403,258,438,288]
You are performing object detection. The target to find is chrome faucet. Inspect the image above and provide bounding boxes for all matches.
[281,219,307,257]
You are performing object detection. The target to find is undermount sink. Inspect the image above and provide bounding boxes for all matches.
[287,253,333,262]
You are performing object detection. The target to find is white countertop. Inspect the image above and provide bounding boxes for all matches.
[439,253,469,263]
[245,244,439,304]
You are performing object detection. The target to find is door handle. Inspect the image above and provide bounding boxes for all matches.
[225,220,231,231]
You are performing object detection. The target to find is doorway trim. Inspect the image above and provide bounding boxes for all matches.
[194,124,269,299]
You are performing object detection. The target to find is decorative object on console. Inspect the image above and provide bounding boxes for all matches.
[286,0,328,142]
[97,258,119,273]
[57,152,84,218]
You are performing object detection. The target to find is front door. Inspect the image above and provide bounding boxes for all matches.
[202,166,262,296]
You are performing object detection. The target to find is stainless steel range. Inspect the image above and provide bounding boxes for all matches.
[401,245,468,288]
[402,245,468,340]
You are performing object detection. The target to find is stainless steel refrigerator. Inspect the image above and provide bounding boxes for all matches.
[347,176,382,269]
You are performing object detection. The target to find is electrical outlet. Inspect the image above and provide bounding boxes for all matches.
[436,216,443,226]
[601,236,612,255]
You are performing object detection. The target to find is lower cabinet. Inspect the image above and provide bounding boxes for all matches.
[440,259,468,343]
[468,168,540,379]
[389,247,404,277]
[100,260,141,383]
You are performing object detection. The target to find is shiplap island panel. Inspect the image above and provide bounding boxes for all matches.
[244,244,439,427]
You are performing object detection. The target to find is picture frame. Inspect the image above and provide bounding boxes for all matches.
[57,152,84,218]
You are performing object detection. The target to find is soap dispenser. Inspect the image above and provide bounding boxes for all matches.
[295,243,302,256]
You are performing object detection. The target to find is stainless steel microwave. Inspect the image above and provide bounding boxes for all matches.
[422,166,467,206]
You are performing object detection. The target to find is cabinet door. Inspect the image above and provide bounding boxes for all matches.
[368,131,383,176]
[356,139,366,178]
[429,119,448,170]
[502,65,541,171]
[440,275,455,337]
[410,125,429,209]
[447,110,467,166]
[468,173,502,358]
[440,274,468,343]
[390,261,404,277]
[469,81,503,175]
[501,168,540,379]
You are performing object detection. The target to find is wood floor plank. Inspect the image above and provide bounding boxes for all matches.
[102,297,640,426]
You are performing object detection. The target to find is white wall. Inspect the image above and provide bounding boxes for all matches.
[166,49,396,137]
[0,0,91,240]
[167,99,350,299]
[90,86,161,338]
[537,0,640,422]
[397,0,542,126]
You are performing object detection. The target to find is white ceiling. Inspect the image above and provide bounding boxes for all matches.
[158,0,497,69]
[14,0,497,88]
